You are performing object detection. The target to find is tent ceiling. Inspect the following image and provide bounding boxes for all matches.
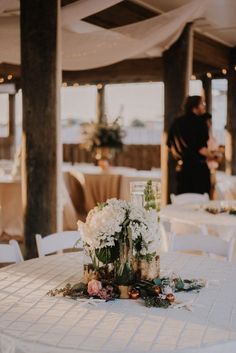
[1,0,235,47]
[133,0,236,47]
[81,0,236,47]
[0,0,234,78]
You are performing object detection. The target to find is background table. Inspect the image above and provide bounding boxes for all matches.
[0,175,23,237]
[0,252,236,353]
[63,163,161,214]
[161,200,236,240]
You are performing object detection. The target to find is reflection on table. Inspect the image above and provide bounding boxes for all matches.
[0,252,236,353]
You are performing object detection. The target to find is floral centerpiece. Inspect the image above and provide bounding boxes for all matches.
[78,198,160,297]
[48,187,206,306]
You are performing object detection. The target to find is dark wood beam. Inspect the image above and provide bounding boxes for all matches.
[201,76,212,113]
[21,0,61,258]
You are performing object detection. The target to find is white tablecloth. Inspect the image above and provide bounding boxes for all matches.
[0,252,236,353]
[216,172,236,200]
[160,201,236,240]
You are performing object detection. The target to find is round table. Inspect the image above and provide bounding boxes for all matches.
[0,253,236,353]
[161,200,236,239]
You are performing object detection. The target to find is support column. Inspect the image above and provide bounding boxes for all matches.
[97,85,105,123]
[202,76,212,113]
[9,94,16,157]
[20,0,61,258]
[225,47,236,175]
[162,23,193,203]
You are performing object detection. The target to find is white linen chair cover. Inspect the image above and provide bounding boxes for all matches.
[0,240,23,263]
[35,231,82,257]
[170,192,209,205]
[170,232,235,262]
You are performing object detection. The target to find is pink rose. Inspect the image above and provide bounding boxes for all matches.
[87,279,102,296]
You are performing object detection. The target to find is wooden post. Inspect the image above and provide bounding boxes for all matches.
[162,23,193,203]
[202,76,212,113]
[97,85,105,123]
[20,0,61,258]
[226,47,236,175]
[9,94,16,157]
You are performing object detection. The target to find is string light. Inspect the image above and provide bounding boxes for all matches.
[206,72,212,78]
[7,74,13,80]
[62,82,67,87]
[234,66,236,71]
[222,68,227,75]
[97,83,103,89]
[191,75,196,80]
[73,83,79,87]
[0,77,4,83]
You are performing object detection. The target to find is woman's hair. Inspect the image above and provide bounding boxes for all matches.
[184,95,202,115]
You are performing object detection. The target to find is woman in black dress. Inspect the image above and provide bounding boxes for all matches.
[167,96,216,196]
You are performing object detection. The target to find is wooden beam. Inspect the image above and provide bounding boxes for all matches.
[97,85,105,123]
[225,47,236,174]
[163,23,193,202]
[201,76,212,113]
[20,0,61,258]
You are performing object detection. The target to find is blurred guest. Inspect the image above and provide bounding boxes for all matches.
[167,95,216,196]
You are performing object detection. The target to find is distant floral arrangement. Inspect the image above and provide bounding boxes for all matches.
[82,118,125,151]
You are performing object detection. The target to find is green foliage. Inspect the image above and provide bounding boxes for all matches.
[144,180,156,210]
[95,244,119,264]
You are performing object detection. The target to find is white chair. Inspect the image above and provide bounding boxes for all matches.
[170,193,209,205]
[170,232,235,262]
[35,231,82,257]
[170,219,208,236]
[0,240,24,264]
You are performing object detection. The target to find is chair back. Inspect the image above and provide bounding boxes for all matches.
[170,193,209,205]
[170,219,208,235]
[36,231,82,257]
[0,240,24,263]
[170,233,235,262]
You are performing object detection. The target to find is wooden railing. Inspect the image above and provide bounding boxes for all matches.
[63,144,161,170]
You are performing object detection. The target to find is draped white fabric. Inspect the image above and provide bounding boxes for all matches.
[0,0,207,70]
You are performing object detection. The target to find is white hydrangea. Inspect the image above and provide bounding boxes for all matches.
[78,198,161,257]
[78,199,128,250]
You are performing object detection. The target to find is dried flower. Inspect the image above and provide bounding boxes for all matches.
[87,279,102,296]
